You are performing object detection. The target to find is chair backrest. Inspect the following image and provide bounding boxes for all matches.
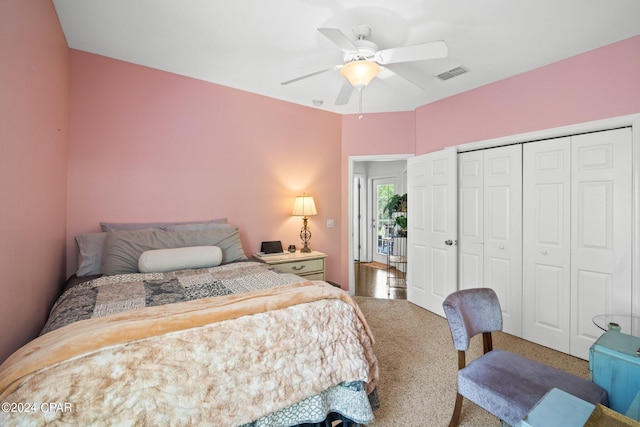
[442,288,503,351]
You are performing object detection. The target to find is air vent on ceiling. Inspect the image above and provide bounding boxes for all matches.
[437,66,469,81]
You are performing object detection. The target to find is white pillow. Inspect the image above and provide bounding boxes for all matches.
[138,246,222,273]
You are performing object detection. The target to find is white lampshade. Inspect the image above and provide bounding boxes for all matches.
[292,195,317,217]
[340,60,380,87]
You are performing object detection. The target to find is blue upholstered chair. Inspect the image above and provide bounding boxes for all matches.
[442,288,608,426]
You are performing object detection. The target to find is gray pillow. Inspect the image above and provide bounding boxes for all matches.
[75,232,107,277]
[165,222,234,232]
[101,227,247,275]
[100,218,227,232]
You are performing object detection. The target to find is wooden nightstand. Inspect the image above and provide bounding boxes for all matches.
[253,250,326,280]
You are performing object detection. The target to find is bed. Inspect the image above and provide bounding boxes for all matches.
[0,220,379,426]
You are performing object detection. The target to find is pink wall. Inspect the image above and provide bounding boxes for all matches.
[0,1,69,363]
[342,112,416,156]
[67,51,344,283]
[415,35,640,153]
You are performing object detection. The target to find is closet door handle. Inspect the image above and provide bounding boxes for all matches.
[445,240,457,246]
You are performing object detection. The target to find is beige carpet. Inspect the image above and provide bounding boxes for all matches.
[354,296,592,427]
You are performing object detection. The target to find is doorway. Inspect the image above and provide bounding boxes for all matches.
[348,154,412,297]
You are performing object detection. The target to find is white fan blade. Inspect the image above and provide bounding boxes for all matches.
[335,81,354,105]
[281,66,338,85]
[375,40,448,65]
[318,27,358,52]
[382,64,426,90]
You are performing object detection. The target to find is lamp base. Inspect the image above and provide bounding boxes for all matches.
[300,217,312,253]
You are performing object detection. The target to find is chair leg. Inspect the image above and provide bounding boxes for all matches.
[448,392,464,427]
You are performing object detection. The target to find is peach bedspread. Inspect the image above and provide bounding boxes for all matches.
[0,281,378,426]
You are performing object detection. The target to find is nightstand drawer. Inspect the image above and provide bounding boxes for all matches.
[253,250,326,281]
[277,258,324,275]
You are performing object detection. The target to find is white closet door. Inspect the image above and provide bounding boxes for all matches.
[522,137,571,353]
[407,148,458,316]
[571,128,633,359]
[458,151,484,290]
[484,145,523,336]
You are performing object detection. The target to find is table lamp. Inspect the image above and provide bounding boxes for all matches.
[292,194,317,253]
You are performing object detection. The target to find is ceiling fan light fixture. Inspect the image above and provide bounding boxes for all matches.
[340,60,380,88]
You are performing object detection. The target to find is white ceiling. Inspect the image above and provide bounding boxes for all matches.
[52,0,640,115]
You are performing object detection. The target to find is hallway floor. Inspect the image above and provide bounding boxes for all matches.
[354,262,406,300]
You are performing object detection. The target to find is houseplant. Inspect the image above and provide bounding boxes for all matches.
[384,193,407,236]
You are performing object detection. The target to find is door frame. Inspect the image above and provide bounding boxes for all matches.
[348,154,414,295]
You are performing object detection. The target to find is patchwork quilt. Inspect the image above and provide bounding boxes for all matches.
[41,261,307,334]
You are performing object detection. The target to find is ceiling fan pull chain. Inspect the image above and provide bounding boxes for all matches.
[358,87,364,120]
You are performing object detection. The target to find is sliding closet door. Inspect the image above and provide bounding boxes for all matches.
[522,137,571,353]
[458,151,484,290]
[457,146,522,335]
[484,145,523,336]
[571,128,632,358]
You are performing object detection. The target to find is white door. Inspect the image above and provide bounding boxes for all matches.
[458,151,484,290]
[571,128,633,358]
[407,148,458,316]
[483,145,523,336]
[522,137,572,352]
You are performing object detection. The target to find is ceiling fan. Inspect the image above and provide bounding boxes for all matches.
[281,25,448,106]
